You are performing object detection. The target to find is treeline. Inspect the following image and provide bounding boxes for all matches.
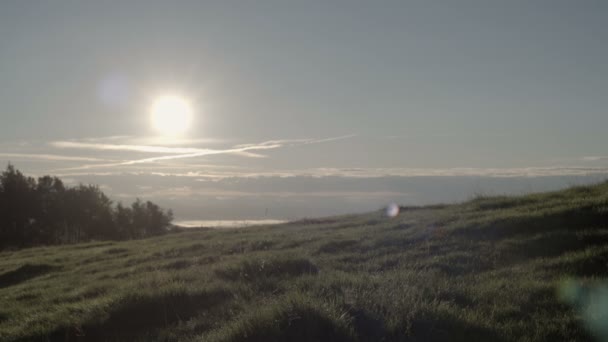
[0,165,173,249]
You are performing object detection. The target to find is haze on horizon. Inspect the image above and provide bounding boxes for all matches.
[1,1,607,222]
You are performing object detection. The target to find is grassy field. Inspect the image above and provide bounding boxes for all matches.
[2,183,608,341]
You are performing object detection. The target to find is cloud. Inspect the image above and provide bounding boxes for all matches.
[303,134,357,145]
[77,135,132,142]
[51,141,208,154]
[582,156,608,162]
[62,135,226,145]
[229,151,269,158]
[52,135,356,171]
[205,166,608,178]
[301,166,608,178]
[54,166,608,180]
[0,153,109,162]
[111,184,410,200]
[233,135,355,149]
[52,142,282,171]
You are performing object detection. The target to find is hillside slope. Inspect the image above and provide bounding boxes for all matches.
[2,183,608,341]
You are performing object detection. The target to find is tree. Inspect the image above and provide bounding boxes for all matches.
[130,199,173,238]
[34,175,66,244]
[114,202,134,239]
[145,200,173,236]
[64,185,115,242]
[0,165,174,249]
[0,164,37,248]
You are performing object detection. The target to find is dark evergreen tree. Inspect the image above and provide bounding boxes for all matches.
[0,164,174,249]
[35,175,66,244]
[0,165,37,248]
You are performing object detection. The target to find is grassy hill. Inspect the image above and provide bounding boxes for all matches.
[2,183,608,341]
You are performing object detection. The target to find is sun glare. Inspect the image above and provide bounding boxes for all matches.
[150,95,193,135]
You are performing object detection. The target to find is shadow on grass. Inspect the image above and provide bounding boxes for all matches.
[469,195,539,211]
[216,257,318,282]
[0,263,59,289]
[49,289,230,342]
[462,206,608,241]
[405,314,507,342]
[520,231,607,257]
[501,230,608,266]
[213,299,355,342]
[316,240,359,254]
[549,248,608,277]
[572,255,608,277]
[288,218,339,226]
[68,242,115,250]
[103,247,129,255]
[349,308,386,341]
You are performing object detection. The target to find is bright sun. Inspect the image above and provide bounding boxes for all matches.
[150,95,193,135]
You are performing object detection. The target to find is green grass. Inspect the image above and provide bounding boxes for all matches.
[2,182,608,341]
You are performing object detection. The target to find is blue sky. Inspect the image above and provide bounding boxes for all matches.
[1,1,607,221]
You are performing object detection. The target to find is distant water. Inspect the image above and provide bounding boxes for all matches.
[174,219,287,228]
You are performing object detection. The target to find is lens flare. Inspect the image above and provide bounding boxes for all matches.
[386,203,399,218]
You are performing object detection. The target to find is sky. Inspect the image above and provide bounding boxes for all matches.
[1,1,607,222]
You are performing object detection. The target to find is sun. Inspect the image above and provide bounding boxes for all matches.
[150,95,193,135]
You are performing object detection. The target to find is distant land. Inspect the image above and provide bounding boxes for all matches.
[174,219,287,228]
[82,173,608,222]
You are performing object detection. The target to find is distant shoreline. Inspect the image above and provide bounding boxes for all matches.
[174,219,287,229]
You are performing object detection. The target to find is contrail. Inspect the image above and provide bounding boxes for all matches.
[51,135,356,171]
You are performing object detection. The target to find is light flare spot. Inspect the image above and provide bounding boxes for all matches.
[386,203,399,218]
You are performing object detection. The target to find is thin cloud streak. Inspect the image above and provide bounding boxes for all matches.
[303,134,357,145]
[51,141,208,154]
[127,188,411,199]
[55,166,608,179]
[53,143,282,171]
[62,135,226,145]
[582,156,608,162]
[234,135,355,148]
[190,166,608,179]
[50,135,353,154]
[0,153,110,162]
[229,151,269,158]
[119,144,280,165]
[53,135,355,171]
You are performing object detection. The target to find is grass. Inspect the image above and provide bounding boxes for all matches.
[2,182,608,341]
